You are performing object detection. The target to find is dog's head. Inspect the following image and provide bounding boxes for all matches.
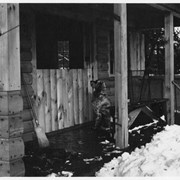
[90,80,106,95]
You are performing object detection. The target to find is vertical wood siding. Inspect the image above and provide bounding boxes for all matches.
[35,68,92,132]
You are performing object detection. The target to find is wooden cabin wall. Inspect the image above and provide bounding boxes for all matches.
[20,12,35,142]
[20,10,96,140]
[129,31,145,76]
[96,21,115,106]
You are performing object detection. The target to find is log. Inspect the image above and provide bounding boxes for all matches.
[21,73,33,85]
[21,61,33,73]
[23,120,33,133]
[20,51,32,61]
[21,109,32,122]
[20,39,32,50]
[22,132,34,143]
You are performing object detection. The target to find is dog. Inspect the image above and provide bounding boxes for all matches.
[90,80,111,131]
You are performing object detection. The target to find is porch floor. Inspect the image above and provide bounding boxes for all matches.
[23,114,166,177]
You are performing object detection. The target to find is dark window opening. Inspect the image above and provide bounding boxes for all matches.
[58,41,69,69]
[36,13,84,69]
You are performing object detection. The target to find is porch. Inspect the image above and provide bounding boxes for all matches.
[0,3,180,176]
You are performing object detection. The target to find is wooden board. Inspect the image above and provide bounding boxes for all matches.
[164,12,174,125]
[43,70,52,132]
[50,69,58,131]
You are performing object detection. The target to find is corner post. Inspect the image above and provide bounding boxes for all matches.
[0,4,25,176]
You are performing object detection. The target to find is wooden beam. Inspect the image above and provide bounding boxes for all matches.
[0,4,25,176]
[149,4,180,19]
[0,4,21,91]
[114,4,128,148]
[164,12,174,125]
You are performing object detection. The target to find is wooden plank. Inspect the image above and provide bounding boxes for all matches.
[78,69,84,124]
[0,4,20,91]
[57,69,63,129]
[0,137,24,161]
[62,69,68,128]
[0,114,23,138]
[114,4,128,148]
[0,91,23,116]
[164,12,174,125]
[50,69,58,131]
[87,67,93,122]
[43,70,52,132]
[0,157,25,176]
[67,70,74,126]
[83,69,89,123]
[36,70,46,131]
[73,69,79,125]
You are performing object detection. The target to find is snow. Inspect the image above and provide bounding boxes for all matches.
[96,125,180,177]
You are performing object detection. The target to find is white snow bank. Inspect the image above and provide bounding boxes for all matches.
[96,125,180,177]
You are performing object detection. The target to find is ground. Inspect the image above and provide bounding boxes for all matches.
[23,111,166,177]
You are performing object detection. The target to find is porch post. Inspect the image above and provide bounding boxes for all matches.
[0,4,25,176]
[164,12,174,125]
[114,4,128,148]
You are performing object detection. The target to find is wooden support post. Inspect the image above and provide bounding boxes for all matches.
[114,4,128,148]
[0,4,25,176]
[164,13,174,125]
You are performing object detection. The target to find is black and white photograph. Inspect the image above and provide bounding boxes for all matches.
[0,2,180,177]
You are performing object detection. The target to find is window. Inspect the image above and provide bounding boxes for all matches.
[36,13,84,69]
[58,41,69,69]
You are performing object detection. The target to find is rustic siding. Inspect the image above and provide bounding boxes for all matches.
[96,24,115,106]
[20,12,35,142]
[20,10,96,142]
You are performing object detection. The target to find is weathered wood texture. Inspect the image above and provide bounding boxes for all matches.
[129,31,145,76]
[96,20,115,106]
[0,4,25,176]
[0,4,21,91]
[20,11,35,142]
[164,12,174,125]
[114,4,128,148]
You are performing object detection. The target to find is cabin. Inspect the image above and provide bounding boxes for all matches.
[0,3,180,176]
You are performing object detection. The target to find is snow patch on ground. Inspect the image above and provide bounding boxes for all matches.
[96,125,180,177]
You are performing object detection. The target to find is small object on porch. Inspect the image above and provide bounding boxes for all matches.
[22,73,49,148]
